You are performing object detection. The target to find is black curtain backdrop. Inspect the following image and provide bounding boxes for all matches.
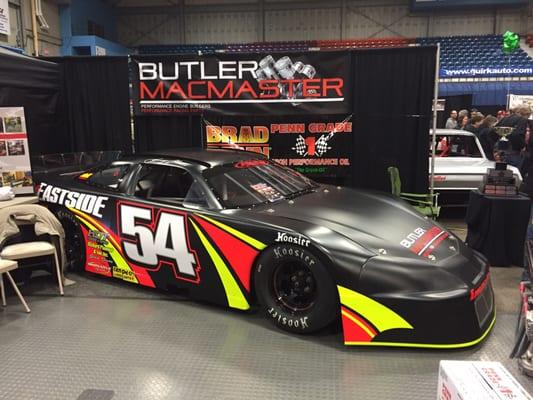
[134,115,203,151]
[351,46,436,193]
[0,51,60,155]
[46,56,132,153]
[134,47,436,193]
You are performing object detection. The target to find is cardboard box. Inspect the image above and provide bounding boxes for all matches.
[438,361,532,400]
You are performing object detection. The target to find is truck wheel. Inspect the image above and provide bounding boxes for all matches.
[254,244,338,334]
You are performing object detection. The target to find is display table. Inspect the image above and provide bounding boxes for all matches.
[465,190,531,266]
[0,196,38,210]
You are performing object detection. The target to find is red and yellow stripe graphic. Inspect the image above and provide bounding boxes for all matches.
[190,214,267,310]
[337,285,413,345]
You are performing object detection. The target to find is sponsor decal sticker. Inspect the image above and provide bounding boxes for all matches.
[132,53,350,115]
[38,182,108,218]
[275,232,310,247]
[400,227,427,249]
[400,226,449,258]
[234,159,269,169]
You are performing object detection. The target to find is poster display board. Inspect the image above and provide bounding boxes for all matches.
[0,0,10,36]
[131,52,351,116]
[204,114,352,178]
[0,107,33,194]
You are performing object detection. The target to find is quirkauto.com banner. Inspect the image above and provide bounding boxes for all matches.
[441,66,533,77]
[131,52,352,116]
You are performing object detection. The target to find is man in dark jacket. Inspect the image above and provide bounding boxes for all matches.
[498,105,531,146]
[497,106,531,171]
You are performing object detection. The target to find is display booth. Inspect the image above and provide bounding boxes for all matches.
[132,46,437,193]
[0,46,436,194]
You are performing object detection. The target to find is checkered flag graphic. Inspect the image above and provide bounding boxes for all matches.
[315,132,334,156]
[292,135,307,156]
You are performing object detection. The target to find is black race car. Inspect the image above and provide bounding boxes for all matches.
[37,149,495,348]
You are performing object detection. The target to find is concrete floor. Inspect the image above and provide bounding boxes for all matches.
[0,217,532,400]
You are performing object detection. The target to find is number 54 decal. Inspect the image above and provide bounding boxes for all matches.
[117,202,201,284]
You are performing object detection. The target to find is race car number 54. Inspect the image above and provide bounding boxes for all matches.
[119,204,197,278]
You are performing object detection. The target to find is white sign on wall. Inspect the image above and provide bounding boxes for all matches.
[508,94,533,112]
[95,46,106,56]
[0,0,10,36]
[0,107,33,195]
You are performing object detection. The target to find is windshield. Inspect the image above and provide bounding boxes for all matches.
[203,160,318,208]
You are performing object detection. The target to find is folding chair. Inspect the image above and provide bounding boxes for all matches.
[0,258,31,313]
[387,166,440,219]
[1,241,64,296]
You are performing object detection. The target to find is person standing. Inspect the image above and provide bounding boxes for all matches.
[458,109,469,121]
[445,110,458,129]
[478,115,499,160]
[497,106,532,171]
[498,106,531,151]
[464,115,484,137]
[458,115,469,130]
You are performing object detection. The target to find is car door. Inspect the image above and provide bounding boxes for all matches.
[112,163,202,282]
[112,162,239,306]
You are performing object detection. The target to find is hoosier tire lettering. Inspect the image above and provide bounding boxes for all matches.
[267,307,309,329]
[254,243,339,334]
[273,245,315,266]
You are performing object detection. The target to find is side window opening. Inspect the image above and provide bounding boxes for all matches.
[433,135,482,158]
[80,163,132,191]
[134,164,209,208]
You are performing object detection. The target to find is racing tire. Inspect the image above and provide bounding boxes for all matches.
[254,244,338,334]
[55,208,85,272]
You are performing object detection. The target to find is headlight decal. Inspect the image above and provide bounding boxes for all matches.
[400,226,450,259]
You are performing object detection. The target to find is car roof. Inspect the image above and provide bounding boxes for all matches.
[126,148,266,168]
[430,129,476,137]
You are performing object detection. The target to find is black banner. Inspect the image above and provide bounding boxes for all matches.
[203,114,352,179]
[131,52,351,116]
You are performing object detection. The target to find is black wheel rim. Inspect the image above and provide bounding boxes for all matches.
[272,261,317,313]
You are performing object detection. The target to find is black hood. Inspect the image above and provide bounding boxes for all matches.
[249,185,484,290]
[253,185,460,262]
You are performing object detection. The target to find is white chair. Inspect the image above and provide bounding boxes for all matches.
[1,241,64,296]
[0,258,31,313]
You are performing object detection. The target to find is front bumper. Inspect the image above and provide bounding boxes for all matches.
[337,276,495,348]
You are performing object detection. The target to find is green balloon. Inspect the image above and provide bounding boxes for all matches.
[502,31,519,54]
